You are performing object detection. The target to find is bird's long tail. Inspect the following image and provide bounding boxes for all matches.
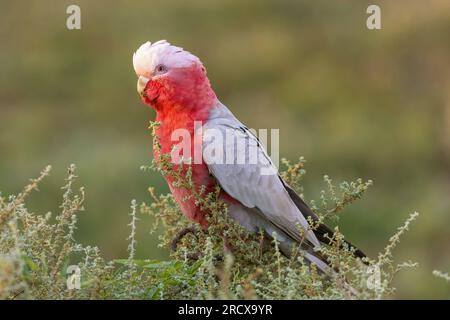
[276,236,361,297]
[284,183,368,261]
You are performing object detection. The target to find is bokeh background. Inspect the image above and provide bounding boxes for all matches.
[1,0,449,299]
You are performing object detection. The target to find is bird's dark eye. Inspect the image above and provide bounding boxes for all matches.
[155,64,168,74]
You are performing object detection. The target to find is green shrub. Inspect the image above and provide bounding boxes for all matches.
[0,126,421,299]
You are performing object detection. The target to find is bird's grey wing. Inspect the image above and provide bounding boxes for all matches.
[202,103,320,248]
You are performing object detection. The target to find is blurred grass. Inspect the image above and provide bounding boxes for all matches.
[0,0,449,298]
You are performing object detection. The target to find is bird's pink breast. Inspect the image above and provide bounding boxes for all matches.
[149,64,241,228]
[153,117,216,228]
[151,65,218,228]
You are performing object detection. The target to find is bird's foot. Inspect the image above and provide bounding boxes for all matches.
[222,235,233,254]
[170,225,198,251]
[258,233,271,258]
[170,225,200,260]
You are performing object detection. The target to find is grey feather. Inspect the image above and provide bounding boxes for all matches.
[203,102,328,270]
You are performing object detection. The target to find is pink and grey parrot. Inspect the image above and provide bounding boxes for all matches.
[133,40,365,272]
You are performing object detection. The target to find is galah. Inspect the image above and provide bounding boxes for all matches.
[133,40,365,273]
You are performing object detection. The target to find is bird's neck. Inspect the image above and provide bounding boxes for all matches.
[150,64,217,157]
[154,96,215,126]
[154,64,217,115]
[154,93,217,156]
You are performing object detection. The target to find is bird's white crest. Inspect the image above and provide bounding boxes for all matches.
[133,40,201,77]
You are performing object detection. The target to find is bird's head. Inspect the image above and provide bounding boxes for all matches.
[133,40,216,111]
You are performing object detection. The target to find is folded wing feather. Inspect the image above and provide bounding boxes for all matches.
[202,102,321,249]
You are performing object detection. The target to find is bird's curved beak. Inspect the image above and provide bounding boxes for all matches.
[137,75,150,97]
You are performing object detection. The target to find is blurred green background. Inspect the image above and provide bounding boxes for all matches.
[1,0,449,299]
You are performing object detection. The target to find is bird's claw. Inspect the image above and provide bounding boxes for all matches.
[170,225,199,252]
